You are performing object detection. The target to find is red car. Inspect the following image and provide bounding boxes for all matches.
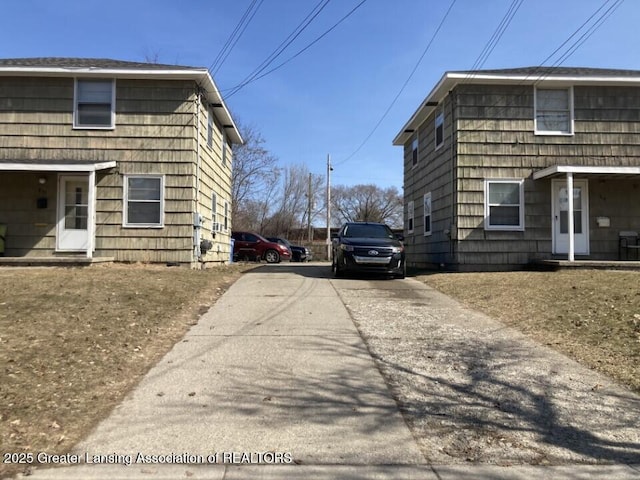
[231,231,291,263]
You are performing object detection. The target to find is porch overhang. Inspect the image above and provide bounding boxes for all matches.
[533,164,640,263]
[0,160,116,172]
[533,165,640,180]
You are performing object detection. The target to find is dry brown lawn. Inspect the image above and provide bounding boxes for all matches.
[0,263,251,479]
[2,265,639,477]
[418,269,640,394]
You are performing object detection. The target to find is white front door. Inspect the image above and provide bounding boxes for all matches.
[57,175,89,251]
[552,179,589,255]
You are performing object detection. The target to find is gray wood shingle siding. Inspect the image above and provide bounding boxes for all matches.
[0,76,205,263]
[402,78,640,270]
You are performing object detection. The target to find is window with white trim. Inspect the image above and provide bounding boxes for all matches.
[222,130,228,167]
[411,137,418,167]
[535,87,573,135]
[211,192,218,232]
[223,200,229,231]
[123,175,164,227]
[435,111,444,148]
[424,192,432,236]
[407,200,414,233]
[484,179,524,231]
[74,79,115,128]
[207,106,214,148]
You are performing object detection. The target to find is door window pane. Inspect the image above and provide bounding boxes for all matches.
[64,183,88,230]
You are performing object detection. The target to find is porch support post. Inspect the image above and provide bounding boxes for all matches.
[567,171,574,262]
[86,170,96,259]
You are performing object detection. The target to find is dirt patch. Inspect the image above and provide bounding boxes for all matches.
[419,270,640,393]
[0,263,251,479]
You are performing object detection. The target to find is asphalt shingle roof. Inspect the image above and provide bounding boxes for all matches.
[451,66,640,77]
[0,57,202,70]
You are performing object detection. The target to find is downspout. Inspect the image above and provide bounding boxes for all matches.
[449,89,457,265]
[194,90,202,264]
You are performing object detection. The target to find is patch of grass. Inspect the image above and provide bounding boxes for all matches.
[0,263,251,479]
[418,270,640,394]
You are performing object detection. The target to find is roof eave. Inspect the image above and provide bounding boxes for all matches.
[0,66,244,145]
[393,71,640,146]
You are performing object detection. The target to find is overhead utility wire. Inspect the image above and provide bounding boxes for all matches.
[333,0,457,166]
[465,0,525,77]
[209,0,263,74]
[455,0,625,143]
[224,0,332,98]
[543,0,624,70]
[224,0,368,95]
[210,0,264,75]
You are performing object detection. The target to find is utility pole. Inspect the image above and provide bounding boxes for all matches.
[307,172,313,243]
[326,154,332,261]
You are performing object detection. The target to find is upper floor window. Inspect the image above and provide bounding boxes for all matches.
[435,111,444,148]
[411,137,418,167]
[484,179,525,231]
[207,106,214,148]
[407,200,414,234]
[424,193,432,236]
[123,175,164,227]
[74,79,115,128]
[222,129,228,167]
[535,87,573,135]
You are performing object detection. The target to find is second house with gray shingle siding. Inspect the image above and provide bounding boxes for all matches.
[394,67,640,271]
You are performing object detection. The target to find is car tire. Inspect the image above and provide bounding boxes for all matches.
[333,256,344,277]
[264,249,280,263]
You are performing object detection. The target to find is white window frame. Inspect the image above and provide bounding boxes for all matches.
[73,78,115,129]
[123,175,164,228]
[534,86,574,135]
[411,136,418,168]
[222,129,228,167]
[207,106,214,148]
[223,200,229,231]
[435,111,444,149]
[484,179,525,231]
[211,192,218,232]
[423,192,432,236]
[407,200,414,234]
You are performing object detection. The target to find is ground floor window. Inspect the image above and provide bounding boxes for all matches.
[484,179,524,231]
[407,200,414,233]
[224,200,229,231]
[424,192,432,236]
[124,175,164,227]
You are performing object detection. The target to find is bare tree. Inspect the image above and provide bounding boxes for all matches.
[331,184,403,228]
[261,164,324,239]
[231,122,280,231]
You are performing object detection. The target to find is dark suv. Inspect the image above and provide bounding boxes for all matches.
[331,222,405,278]
[266,237,312,262]
[232,231,291,263]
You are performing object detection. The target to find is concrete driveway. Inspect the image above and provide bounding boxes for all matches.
[16,263,640,479]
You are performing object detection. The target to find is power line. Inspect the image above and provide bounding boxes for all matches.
[466,0,525,77]
[225,0,332,98]
[334,0,457,167]
[454,0,625,144]
[209,0,263,74]
[223,0,368,94]
[210,0,264,75]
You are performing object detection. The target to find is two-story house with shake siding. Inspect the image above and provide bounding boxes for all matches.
[394,67,640,271]
[0,58,242,267]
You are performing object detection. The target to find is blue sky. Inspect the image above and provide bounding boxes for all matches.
[1,0,637,190]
